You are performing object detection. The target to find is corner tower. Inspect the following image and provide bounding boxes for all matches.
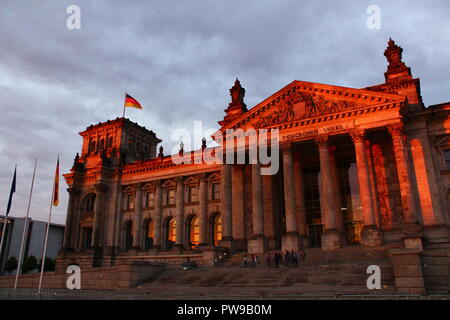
[77,117,162,169]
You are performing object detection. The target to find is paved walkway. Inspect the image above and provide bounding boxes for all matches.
[1,288,449,300]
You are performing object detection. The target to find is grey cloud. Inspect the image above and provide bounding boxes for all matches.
[0,0,449,224]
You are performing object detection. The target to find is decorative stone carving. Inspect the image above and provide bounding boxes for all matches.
[314,134,329,147]
[350,128,366,143]
[255,91,357,128]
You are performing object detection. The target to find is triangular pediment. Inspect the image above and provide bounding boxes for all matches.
[220,80,406,131]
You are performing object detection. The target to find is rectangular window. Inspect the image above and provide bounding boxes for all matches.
[212,182,220,200]
[125,194,135,210]
[188,186,198,203]
[445,149,450,170]
[167,189,175,205]
[145,191,155,208]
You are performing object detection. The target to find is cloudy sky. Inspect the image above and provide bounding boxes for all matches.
[0,0,449,224]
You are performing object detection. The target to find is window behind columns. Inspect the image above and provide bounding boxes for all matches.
[211,182,220,200]
[444,149,450,170]
[303,167,322,248]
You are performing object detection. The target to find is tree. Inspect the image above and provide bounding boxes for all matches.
[21,255,38,274]
[4,257,18,275]
[38,257,56,272]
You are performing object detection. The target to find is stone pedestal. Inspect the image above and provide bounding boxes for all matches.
[403,222,424,250]
[247,236,268,254]
[360,225,383,247]
[218,237,235,251]
[321,229,343,250]
[390,248,426,295]
[196,245,228,267]
[282,232,300,251]
[299,235,309,249]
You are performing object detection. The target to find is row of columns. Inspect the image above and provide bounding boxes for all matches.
[277,124,420,250]
[64,123,425,254]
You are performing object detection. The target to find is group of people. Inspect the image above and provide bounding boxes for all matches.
[242,249,306,268]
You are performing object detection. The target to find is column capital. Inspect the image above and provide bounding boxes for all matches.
[350,128,366,143]
[175,176,184,184]
[387,123,405,137]
[153,179,162,188]
[315,134,330,147]
[280,142,293,153]
[94,182,108,193]
[134,182,144,190]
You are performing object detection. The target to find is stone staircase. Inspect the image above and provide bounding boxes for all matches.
[133,245,397,296]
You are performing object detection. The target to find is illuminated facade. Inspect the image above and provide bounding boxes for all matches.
[60,40,450,269]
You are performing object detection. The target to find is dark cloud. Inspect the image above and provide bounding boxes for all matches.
[0,0,449,224]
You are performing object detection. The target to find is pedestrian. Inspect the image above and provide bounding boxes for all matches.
[300,249,306,263]
[291,250,298,266]
[243,254,248,267]
[285,250,291,267]
[250,254,255,267]
[253,254,258,267]
[274,252,279,267]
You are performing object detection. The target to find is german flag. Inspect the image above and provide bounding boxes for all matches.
[124,93,142,109]
[53,157,59,207]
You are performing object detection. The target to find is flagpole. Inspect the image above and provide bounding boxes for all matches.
[123,92,126,118]
[38,156,58,295]
[0,164,17,264]
[14,159,37,291]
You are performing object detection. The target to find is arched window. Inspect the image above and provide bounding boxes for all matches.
[88,139,96,153]
[144,219,154,250]
[106,135,113,149]
[165,217,176,249]
[124,221,133,250]
[81,227,93,250]
[186,215,199,248]
[83,193,96,213]
[98,138,105,150]
[211,213,222,246]
[136,142,141,155]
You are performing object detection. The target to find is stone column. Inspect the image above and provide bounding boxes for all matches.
[388,124,421,234]
[410,133,448,242]
[329,145,344,233]
[350,129,382,247]
[63,187,80,250]
[281,143,300,251]
[365,140,381,229]
[104,175,120,253]
[248,163,267,254]
[232,165,246,249]
[293,151,308,247]
[153,180,163,248]
[133,183,143,249]
[220,164,233,248]
[198,173,208,245]
[91,183,106,248]
[175,177,184,247]
[316,135,342,249]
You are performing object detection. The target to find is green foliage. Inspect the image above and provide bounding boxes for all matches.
[21,255,38,274]
[4,257,18,275]
[38,257,56,272]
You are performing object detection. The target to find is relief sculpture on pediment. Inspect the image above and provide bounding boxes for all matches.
[254,91,357,128]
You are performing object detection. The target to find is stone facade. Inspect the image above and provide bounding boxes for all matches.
[58,40,450,292]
